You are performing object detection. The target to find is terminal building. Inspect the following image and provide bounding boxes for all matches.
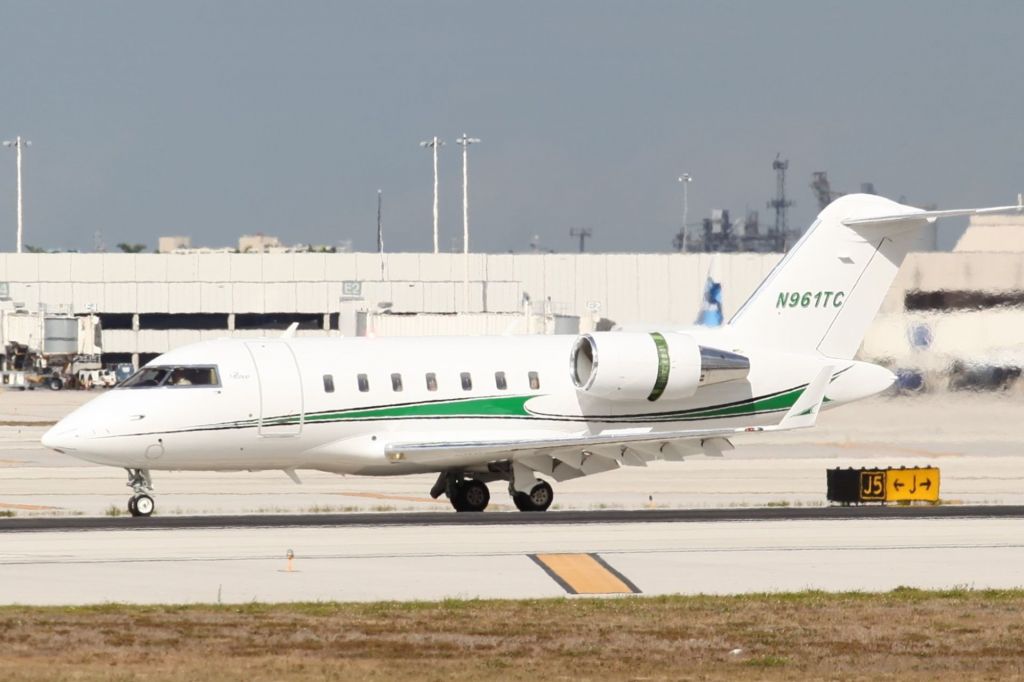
[0,214,1021,388]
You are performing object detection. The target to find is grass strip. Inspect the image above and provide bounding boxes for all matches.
[1,588,1023,680]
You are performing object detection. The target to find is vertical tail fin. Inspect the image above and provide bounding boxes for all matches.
[695,256,724,327]
[729,194,1023,359]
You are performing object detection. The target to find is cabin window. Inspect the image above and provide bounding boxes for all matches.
[495,371,507,390]
[119,365,220,389]
[323,374,335,393]
[357,374,370,392]
[529,371,541,390]
[460,372,473,391]
[426,372,438,391]
[391,373,404,392]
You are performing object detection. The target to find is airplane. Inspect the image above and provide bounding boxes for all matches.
[695,256,724,327]
[41,194,1024,516]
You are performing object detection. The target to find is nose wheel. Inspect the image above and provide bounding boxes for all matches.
[128,494,155,517]
[125,468,156,517]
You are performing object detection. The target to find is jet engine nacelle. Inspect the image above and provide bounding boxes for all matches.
[570,331,749,402]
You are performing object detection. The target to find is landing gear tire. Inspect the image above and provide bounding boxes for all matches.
[124,468,155,517]
[512,480,553,512]
[129,494,155,517]
[450,479,490,512]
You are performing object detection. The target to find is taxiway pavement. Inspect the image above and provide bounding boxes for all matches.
[2,516,1022,604]
[3,391,1024,604]
[2,504,1024,532]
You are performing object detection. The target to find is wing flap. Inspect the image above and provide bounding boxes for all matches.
[385,423,762,466]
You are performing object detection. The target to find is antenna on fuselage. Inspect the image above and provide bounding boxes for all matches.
[281,322,299,339]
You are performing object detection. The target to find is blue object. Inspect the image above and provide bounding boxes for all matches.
[909,323,933,350]
[696,277,724,327]
[895,369,925,392]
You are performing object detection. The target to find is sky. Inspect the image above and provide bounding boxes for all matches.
[0,0,1022,254]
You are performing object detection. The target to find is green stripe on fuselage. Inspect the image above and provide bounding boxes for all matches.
[667,385,805,420]
[304,394,535,422]
[204,384,809,434]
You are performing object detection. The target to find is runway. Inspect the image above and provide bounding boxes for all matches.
[2,504,1024,532]
[3,393,1024,605]
[3,514,1023,605]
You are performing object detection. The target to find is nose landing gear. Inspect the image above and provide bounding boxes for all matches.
[125,468,155,517]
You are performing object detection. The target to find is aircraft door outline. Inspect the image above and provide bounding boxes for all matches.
[244,341,304,437]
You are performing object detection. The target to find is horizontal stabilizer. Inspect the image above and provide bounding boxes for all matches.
[843,196,1023,227]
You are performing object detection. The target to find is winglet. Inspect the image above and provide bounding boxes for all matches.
[776,366,834,430]
[281,322,299,339]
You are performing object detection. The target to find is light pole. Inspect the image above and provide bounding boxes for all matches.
[377,189,385,281]
[677,173,693,252]
[569,227,592,252]
[3,136,31,254]
[455,134,480,254]
[419,136,444,253]
[456,133,480,311]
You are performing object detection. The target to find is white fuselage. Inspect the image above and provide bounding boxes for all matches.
[42,330,893,476]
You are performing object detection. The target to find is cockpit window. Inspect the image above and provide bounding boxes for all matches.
[119,365,220,389]
[119,367,169,388]
[167,367,219,386]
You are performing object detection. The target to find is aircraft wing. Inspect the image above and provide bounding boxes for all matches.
[386,423,752,466]
[385,366,833,483]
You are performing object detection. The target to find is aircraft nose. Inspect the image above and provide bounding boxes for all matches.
[41,420,86,453]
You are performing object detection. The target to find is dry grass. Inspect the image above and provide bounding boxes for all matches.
[1,589,1023,680]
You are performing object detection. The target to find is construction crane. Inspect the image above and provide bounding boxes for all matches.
[810,171,844,211]
[767,154,794,251]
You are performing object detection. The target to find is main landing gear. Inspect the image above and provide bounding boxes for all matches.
[451,479,491,512]
[432,473,491,512]
[125,468,155,517]
[511,480,554,512]
[431,472,554,513]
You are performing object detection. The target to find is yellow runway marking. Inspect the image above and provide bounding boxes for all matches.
[531,553,641,595]
[0,420,57,427]
[0,502,60,511]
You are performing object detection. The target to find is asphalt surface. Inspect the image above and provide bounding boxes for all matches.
[4,504,1024,533]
